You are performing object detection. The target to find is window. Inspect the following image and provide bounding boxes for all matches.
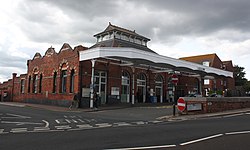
[28,76,31,93]
[70,69,75,93]
[203,61,210,66]
[61,70,67,93]
[33,74,38,93]
[204,79,210,85]
[53,72,57,93]
[20,79,25,94]
[39,74,42,93]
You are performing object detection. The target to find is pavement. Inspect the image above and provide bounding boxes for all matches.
[1,101,250,121]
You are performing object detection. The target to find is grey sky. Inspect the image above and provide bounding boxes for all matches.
[1,0,250,82]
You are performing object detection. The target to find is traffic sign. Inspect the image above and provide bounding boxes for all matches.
[177,98,186,112]
[171,74,178,84]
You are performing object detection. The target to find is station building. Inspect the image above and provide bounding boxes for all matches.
[0,23,234,108]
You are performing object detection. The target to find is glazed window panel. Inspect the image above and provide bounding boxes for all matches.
[61,70,67,93]
[33,74,38,93]
[70,69,75,93]
[39,74,42,93]
[20,79,25,94]
[53,72,57,93]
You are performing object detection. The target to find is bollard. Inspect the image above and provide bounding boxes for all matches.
[173,104,176,116]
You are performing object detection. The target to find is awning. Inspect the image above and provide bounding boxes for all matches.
[79,47,233,78]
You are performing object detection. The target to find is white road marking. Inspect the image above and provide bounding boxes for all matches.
[106,144,176,150]
[96,123,112,128]
[113,122,132,127]
[34,127,50,131]
[225,130,250,135]
[1,121,44,126]
[10,128,28,133]
[3,113,31,119]
[65,119,71,123]
[180,134,223,146]
[149,120,163,124]
[223,113,244,118]
[42,120,49,128]
[55,125,71,130]
[133,121,147,125]
[55,119,61,124]
[76,124,93,129]
[0,129,8,134]
[77,119,85,123]
[245,112,250,115]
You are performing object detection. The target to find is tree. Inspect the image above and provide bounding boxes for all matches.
[233,65,248,86]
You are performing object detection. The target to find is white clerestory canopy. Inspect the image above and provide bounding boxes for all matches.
[79,47,233,78]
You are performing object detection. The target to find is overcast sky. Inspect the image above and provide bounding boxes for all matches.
[1,0,250,83]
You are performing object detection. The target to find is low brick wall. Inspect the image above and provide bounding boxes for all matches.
[180,97,250,114]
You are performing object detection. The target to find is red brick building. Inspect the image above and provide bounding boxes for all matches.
[180,54,235,96]
[0,23,234,108]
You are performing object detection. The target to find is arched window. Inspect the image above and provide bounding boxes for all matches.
[33,74,38,93]
[155,75,163,103]
[28,76,31,93]
[20,79,25,94]
[53,72,57,93]
[39,74,43,93]
[70,69,75,93]
[61,70,67,93]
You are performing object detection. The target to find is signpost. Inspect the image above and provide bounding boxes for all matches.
[177,98,186,112]
[172,74,178,116]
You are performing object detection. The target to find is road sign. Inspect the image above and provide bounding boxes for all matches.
[177,98,186,112]
[171,74,178,84]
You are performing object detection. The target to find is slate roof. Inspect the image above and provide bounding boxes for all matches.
[90,38,157,54]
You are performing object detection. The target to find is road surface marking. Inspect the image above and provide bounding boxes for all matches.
[3,113,31,119]
[55,119,61,124]
[77,119,85,123]
[149,120,163,124]
[0,129,8,134]
[113,122,132,127]
[96,123,112,128]
[225,130,250,135]
[10,128,28,133]
[76,124,93,129]
[180,134,223,146]
[55,125,71,130]
[133,121,147,125]
[42,120,49,128]
[223,113,244,118]
[1,121,44,126]
[245,113,250,115]
[34,127,50,131]
[106,144,176,150]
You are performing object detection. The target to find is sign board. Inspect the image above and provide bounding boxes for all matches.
[172,74,178,84]
[111,87,119,95]
[82,88,90,97]
[187,103,202,111]
[177,98,186,112]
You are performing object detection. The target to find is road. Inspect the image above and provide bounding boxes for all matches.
[0,103,250,150]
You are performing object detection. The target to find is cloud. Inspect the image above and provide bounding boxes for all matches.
[1,0,250,81]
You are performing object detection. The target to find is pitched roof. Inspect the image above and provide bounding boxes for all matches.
[180,53,218,66]
[94,22,150,41]
[90,38,156,54]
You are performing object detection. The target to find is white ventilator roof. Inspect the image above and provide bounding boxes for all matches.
[79,47,233,78]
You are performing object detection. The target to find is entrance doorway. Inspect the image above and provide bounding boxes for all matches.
[94,71,107,104]
[155,75,163,103]
[137,73,146,103]
[121,71,130,103]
